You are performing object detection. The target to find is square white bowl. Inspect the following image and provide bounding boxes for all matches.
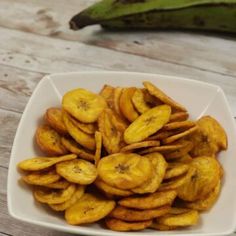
[8,71,236,236]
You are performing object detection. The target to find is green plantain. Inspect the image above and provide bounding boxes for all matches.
[69,0,236,33]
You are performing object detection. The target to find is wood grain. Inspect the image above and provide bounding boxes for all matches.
[0,109,21,148]
[0,28,235,115]
[0,0,236,77]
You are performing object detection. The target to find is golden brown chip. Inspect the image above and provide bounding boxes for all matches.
[61,137,94,161]
[118,190,177,210]
[150,222,178,231]
[120,141,160,153]
[17,154,77,171]
[182,180,221,211]
[162,126,198,144]
[95,131,102,167]
[178,156,221,201]
[49,185,85,211]
[142,88,162,106]
[94,178,133,197]
[22,170,60,186]
[175,154,193,164]
[109,205,170,222]
[139,140,191,155]
[34,184,76,204]
[36,124,68,156]
[113,87,123,115]
[190,116,228,157]
[163,121,196,131]
[62,88,107,123]
[124,105,171,144]
[119,87,139,122]
[131,89,151,114]
[143,81,186,112]
[97,153,152,190]
[70,117,97,135]
[164,141,193,160]
[147,130,176,141]
[62,111,95,151]
[56,159,97,185]
[43,179,70,189]
[157,209,199,227]
[98,109,124,154]
[132,152,167,194]
[159,167,196,191]
[105,218,152,231]
[65,193,115,225]
[44,108,68,135]
[169,112,189,122]
[99,84,115,109]
[164,163,189,180]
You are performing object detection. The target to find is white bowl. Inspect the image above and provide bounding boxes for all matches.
[8,71,236,236]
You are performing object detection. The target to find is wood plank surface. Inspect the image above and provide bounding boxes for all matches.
[0,28,235,115]
[0,0,236,77]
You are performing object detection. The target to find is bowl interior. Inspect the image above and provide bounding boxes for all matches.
[8,72,236,236]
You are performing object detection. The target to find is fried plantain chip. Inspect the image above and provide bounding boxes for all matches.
[43,179,70,189]
[119,87,139,122]
[61,137,94,161]
[105,218,152,231]
[65,193,115,225]
[98,109,124,154]
[175,154,193,164]
[162,126,198,144]
[150,222,178,231]
[44,108,68,135]
[143,81,186,112]
[164,141,193,160]
[95,131,102,167]
[183,180,221,211]
[49,185,85,211]
[62,88,106,123]
[70,117,97,135]
[109,205,170,222]
[131,89,151,114]
[159,167,196,191]
[169,112,189,122]
[34,184,76,204]
[98,153,152,190]
[132,152,167,194]
[164,163,189,180]
[62,111,95,151]
[163,121,196,131]
[17,154,77,171]
[142,88,163,106]
[22,169,60,186]
[99,84,115,109]
[139,140,191,155]
[36,124,68,156]
[189,116,228,157]
[118,190,177,210]
[94,178,133,197]
[147,130,176,141]
[56,159,97,185]
[178,156,221,201]
[124,105,171,144]
[113,87,123,115]
[120,141,160,153]
[157,208,199,227]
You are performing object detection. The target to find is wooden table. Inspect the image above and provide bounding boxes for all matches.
[0,0,236,235]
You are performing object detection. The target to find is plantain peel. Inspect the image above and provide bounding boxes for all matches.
[69,0,236,34]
